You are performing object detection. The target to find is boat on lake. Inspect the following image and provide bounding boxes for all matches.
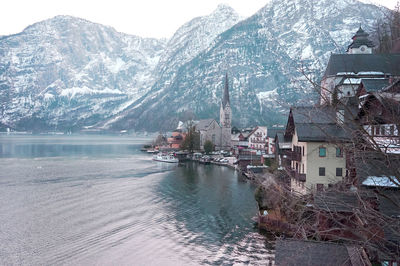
[152,153,179,163]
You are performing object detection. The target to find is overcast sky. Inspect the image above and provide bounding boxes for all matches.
[1,0,398,39]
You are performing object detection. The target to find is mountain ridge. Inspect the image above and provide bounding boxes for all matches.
[0,1,388,132]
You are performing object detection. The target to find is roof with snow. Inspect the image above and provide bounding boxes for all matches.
[355,153,400,187]
[362,176,400,188]
[324,54,400,77]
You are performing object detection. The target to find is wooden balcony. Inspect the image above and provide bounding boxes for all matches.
[283,150,302,162]
[285,166,306,182]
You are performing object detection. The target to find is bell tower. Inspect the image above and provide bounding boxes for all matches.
[220,73,232,150]
[347,26,374,54]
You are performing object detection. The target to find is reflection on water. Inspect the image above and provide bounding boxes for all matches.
[0,135,273,265]
[0,135,147,158]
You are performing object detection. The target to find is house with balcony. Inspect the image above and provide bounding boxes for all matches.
[247,126,267,152]
[356,81,400,154]
[284,106,351,194]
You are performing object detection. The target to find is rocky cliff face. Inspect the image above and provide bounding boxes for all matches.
[0,15,165,131]
[0,1,386,132]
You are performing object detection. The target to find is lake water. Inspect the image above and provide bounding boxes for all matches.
[0,135,273,265]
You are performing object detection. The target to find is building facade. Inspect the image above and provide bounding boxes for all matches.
[247,126,267,152]
[284,107,349,194]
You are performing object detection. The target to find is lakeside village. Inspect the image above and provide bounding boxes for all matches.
[145,27,400,265]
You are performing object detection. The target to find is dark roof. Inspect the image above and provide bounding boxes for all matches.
[275,239,366,266]
[314,191,358,213]
[276,132,284,142]
[358,94,400,124]
[222,73,230,108]
[347,27,374,51]
[378,190,400,218]
[290,106,351,142]
[195,119,216,131]
[355,153,400,183]
[360,78,390,92]
[292,106,336,124]
[267,127,285,138]
[324,54,400,77]
[296,123,351,142]
[352,27,369,39]
[382,79,400,93]
[377,191,400,248]
[338,96,359,125]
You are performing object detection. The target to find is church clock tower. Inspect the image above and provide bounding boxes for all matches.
[220,73,232,150]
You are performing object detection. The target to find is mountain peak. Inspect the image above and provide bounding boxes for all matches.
[215,3,235,12]
[211,4,238,17]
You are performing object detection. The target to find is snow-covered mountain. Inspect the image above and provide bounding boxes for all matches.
[97,4,241,130]
[155,4,240,80]
[108,0,385,131]
[0,15,165,131]
[0,1,387,132]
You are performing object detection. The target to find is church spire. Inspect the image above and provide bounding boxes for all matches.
[222,73,230,108]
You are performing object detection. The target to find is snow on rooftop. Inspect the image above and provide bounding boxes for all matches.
[357,71,385,75]
[362,176,400,188]
[343,78,362,84]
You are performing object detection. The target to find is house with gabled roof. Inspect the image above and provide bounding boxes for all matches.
[284,106,351,194]
[246,126,267,152]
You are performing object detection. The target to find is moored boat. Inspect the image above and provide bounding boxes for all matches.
[152,153,179,163]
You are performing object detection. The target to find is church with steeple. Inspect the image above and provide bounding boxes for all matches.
[196,73,232,151]
[220,73,232,150]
